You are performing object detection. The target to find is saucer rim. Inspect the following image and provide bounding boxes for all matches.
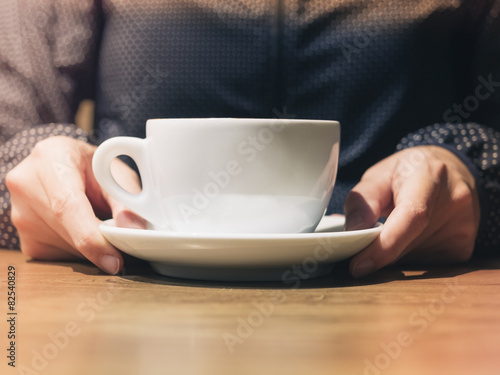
[99,215,383,281]
[99,216,383,241]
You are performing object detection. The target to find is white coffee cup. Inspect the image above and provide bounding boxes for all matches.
[92,118,340,233]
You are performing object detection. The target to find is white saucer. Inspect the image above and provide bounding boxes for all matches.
[100,215,383,282]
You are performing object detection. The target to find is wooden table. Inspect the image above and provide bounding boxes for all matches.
[1,249,500,375]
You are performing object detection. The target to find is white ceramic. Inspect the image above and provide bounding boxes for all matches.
[99,215,382,281]
[92,118,340,233]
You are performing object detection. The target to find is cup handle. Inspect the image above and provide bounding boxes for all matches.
[92,137,157,225]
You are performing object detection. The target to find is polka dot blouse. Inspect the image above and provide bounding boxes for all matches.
[1,0,499,253]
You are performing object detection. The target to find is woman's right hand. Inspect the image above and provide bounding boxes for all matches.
[6,136,146,274]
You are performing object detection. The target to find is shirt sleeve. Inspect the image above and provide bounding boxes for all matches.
[0,0,101,249]
[396,2,500,254]
[397,122,500,254]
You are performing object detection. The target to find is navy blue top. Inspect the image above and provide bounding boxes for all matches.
[0,0,499,252]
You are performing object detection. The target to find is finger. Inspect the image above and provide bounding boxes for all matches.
[35,141,123,274]
[344,160,396,231]
[83,155,142,220]
[9,164,85,259]
[19,237,82,261]
[349,160,445,278]
[105,192,148,230]
[113,207,149,229]
[398,240,454,264]
[88,158,148,229]
[9,164,78,248]
[11,203,84,259]
[399,213,475,264]
[97,158,147,229]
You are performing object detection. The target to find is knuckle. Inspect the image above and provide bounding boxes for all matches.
[453,180,474,205]
[431,159,448,181]
[424,157,448,186]
[32,137,81,165]
[5,168,25,194]
[31,138,54,156]
[9,206,33,235]
[33,136,66,150]
[5,173,16,194]
[50,191,75,220]
[408,202,431,233]
[362,164,387,182]
[72,231,97,253]
[9,209,24,231]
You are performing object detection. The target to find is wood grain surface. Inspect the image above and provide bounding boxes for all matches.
[1,250,499,375]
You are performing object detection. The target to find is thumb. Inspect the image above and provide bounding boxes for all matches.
[94,156,148,229]
[344,160,395,231]
[111,200,149,229]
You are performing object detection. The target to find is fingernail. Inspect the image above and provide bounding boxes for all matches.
[100,255,120,275]
[352,259,375,279]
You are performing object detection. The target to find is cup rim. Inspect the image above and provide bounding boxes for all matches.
[146,117,340,127]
